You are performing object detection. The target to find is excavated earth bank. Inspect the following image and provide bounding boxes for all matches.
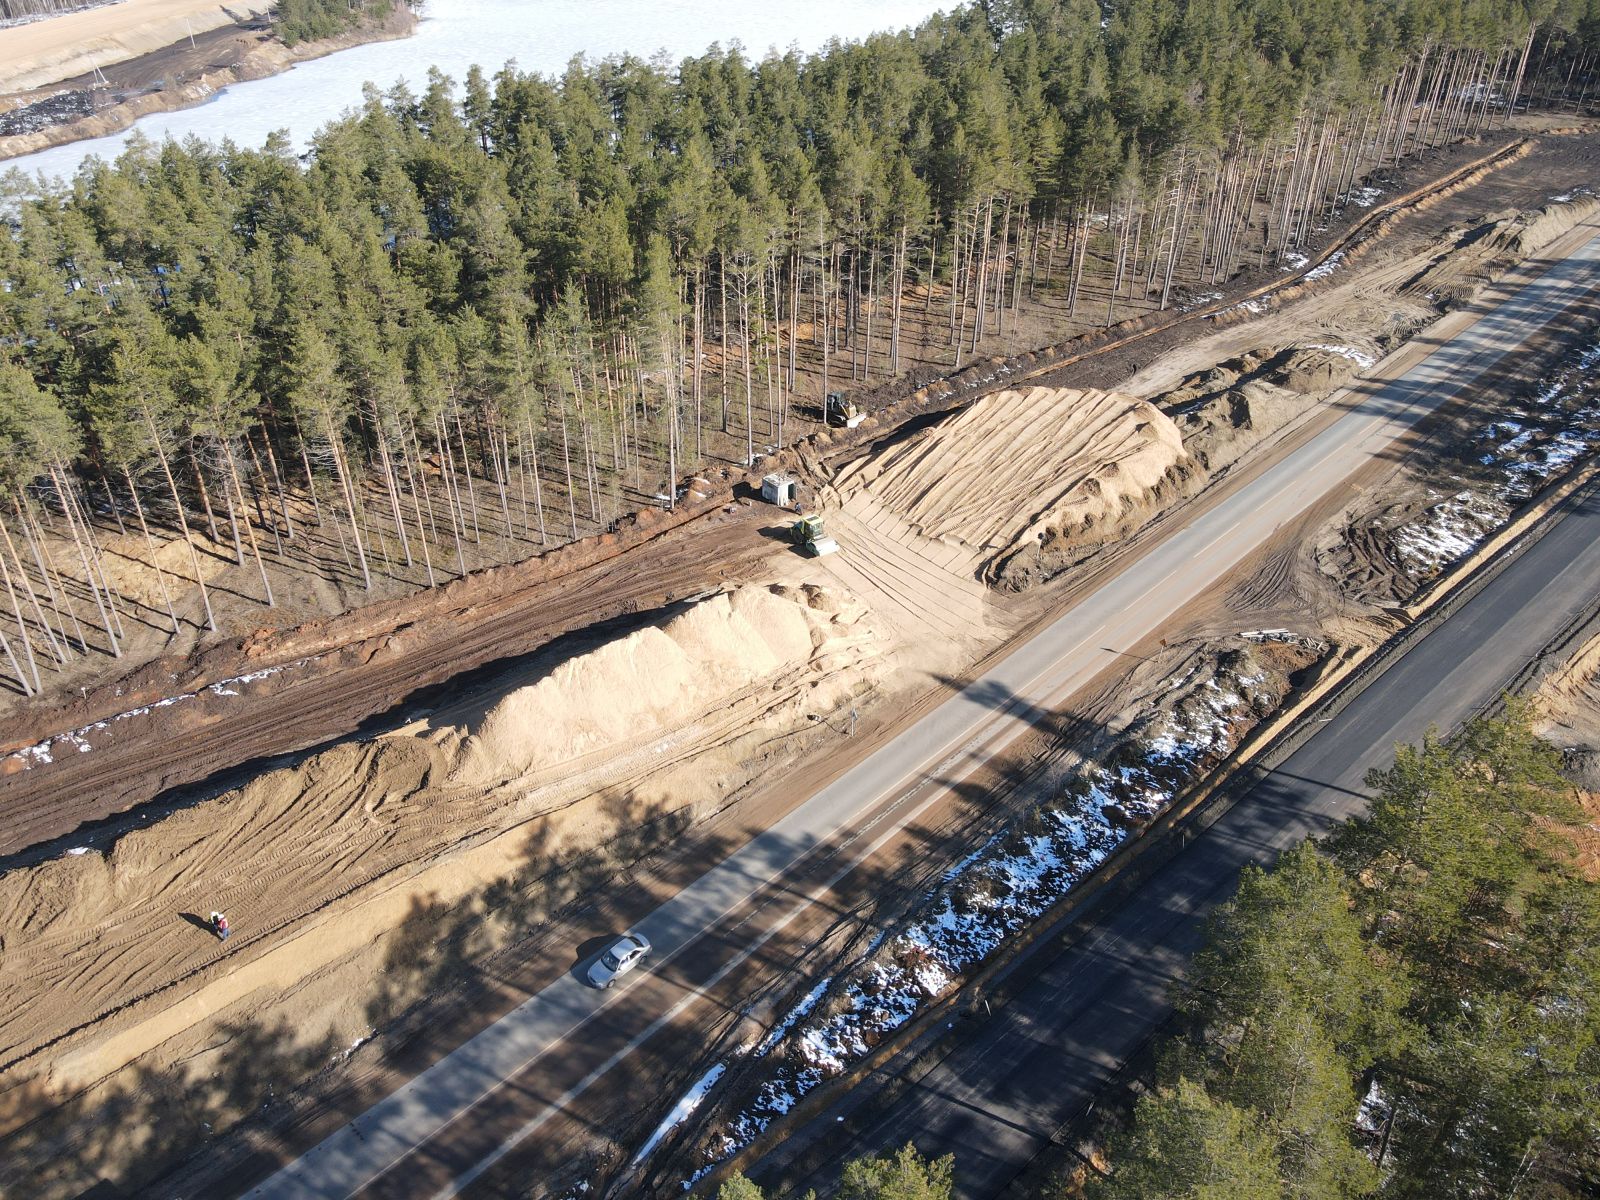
[825,386,1190,588]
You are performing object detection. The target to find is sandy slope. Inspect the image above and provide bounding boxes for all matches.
[0,0,271,93]
[828,387,1186,582]
[0,584,879,1116]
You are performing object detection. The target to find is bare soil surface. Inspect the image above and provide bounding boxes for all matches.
[819,386,1188,589]
[0,0,271,93]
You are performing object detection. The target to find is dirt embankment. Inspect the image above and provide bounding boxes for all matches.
[0,0,272,94]
[4,137,1597,1199]
[1534,630,1600,881]
[0,131,1570,841]
[0,3,418,160]
[0,582,883,1198]
[1310,199,1600,608]
[823,386,1189,589]
[679,632,1327,1185]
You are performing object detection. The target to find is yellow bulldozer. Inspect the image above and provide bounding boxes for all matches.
[825,392,865,428]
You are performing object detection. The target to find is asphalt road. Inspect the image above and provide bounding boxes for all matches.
[245,225,1600,1200]
[770,449,1600,1197]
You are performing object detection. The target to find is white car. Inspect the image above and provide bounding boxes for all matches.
[586,932,652,989]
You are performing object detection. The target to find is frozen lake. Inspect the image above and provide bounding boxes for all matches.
[4,0,947,178]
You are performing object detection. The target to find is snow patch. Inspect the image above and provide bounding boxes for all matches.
[4,657,322,770]
[1305,343,1376,369]
[632,1063,726,1166]
[756,978,832,1057]
[696,653,1281,1176]
[1304,251,1345,281]
[1392,491,1508,575]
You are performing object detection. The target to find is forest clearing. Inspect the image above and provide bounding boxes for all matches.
[0,0,1598,1193]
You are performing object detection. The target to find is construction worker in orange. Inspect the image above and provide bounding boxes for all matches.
[210,911,231,941]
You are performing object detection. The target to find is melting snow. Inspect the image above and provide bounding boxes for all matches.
[4,657,321,770]
[1392,491,1508,574]
[1304,251,1345,281]
[1180,290,1223,313]
[632,1063,727,1166]
[756,979,832,1057]
[699,659,1272,1175]
[1306,343,1376,369]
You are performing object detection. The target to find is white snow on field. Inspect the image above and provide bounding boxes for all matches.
[1283,252,1310,269]
[700,661,1269,1174]
[1389,338,1600,575]
[1304,251,1345,281]
[1307,343,1377,369]
[632,1063,726,1166]
[1215,298,1266,319]
[756,978,832,1057]
[1391,491,1509,575]
[1474,339,1600,499]
[1348,186,1384,208]
[1180,291,1223,313]
[3,656,321,769]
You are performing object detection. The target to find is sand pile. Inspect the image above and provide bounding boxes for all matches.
[453,586,859,784]
[1533,630,1600,878]
[0,0,272,94]
[1536,629,1600,782]
[1407,195,1600,306]
[1163,338,1404,480]
[1486,195,1600,258]
[0,584,877,1131]
[830,386,1186,587]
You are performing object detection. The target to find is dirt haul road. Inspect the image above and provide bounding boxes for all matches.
[236,217,1600,1200]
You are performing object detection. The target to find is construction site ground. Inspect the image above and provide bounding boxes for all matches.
[2,123,1599,1200]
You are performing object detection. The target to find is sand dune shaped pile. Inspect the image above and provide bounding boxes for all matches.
[834,386,1186,581]
[451,584,862,784]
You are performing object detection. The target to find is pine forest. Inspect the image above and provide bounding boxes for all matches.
[0,0,1595,698]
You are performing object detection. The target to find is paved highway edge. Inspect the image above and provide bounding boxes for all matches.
[695,456,1600,1197]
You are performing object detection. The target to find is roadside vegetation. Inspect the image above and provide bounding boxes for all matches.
[0,0,1591,701]
[718,1143,954,1200]
[1079,701,1600,1200]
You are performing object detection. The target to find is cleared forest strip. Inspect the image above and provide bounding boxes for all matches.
[0,20,1570,724]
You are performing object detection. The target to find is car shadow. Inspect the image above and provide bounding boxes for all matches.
[569,934,614,986]
[179,911,217,936]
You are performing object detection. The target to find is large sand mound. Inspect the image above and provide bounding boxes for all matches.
[831,386,1186,585]
[1408,195,1600,306]
[453,585,853,784]
[0,584,877,1147]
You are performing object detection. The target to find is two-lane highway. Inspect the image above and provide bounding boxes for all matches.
[772,466,1600,1200]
